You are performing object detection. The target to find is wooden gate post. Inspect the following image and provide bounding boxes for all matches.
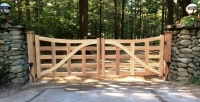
[164,31,173,81]
[101,38,105,77]
[26,31,36,82]
[97,38,101,77]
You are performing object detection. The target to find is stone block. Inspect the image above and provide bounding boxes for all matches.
[179,35,191,40]
[177,58,192,64]
[0,45,9,51]
[188,74,193,79]
[173,31,180,35]
[10,44,22,48]
[178,68,187,72]
[192,47,200,51]
[0,51,3,56]
[0,58,3,62]
[177,72,188,77]
[171,62,177,66]
[177,63,188,68]
[8,56,22,60]
[191,36,197,40]
[11,77,25,84]
[197,30,200,38]
[191,40,199,45]
[188,63,195,67]
[179,40,191,46]
[177,77,188,81]
[180,29,190,35]
[9,30,22,35]
[178,54,195,58]
[17,72,25,78]
[9,73,16,79]
[9,51,22,56]
[192,51,199,55]
[12,59,25,65]
[12,40,23,44]
[179,48,192,54]
[187,68,194,73]
[10,65,25,73]
[197,70,200,75]
[11,36,23,40]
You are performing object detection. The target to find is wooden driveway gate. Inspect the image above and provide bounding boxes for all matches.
[26,32,166,82]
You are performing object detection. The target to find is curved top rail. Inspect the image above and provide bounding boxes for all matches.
[106,36,161,43]
[133,36,161,43]
[38,36,96,43]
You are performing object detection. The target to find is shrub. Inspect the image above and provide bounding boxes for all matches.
[188,77,200,86]
[0,63,10,85]
[180,16,199,27]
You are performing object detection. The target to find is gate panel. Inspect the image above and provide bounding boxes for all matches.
[34,36,100,78]
[101,36,164,76]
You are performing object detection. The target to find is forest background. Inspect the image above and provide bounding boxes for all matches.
[1,0,199,39]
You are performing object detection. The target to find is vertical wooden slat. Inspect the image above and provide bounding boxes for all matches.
[159,35,165,76]
[67,43,71,76]
[164,32,172,80]
[35,35,41,78]
[82,47,86,75]
[116,47,120,75]
[97,38,101,77]
[51,42,56,79]
[101,38,105,77]
[26,31,36,82]
[145,41,150,75]
[130,42,135,75]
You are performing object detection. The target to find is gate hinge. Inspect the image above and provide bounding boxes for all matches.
[166,62,171,67]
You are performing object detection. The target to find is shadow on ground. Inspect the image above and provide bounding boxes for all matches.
[1,76,200,102]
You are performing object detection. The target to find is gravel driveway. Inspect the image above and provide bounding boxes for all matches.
[0,76,200,102]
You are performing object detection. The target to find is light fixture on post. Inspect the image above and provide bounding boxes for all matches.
[173,0,177,3]
[0,3,11,15]
[0,3,11,26]
[186,4,197,15]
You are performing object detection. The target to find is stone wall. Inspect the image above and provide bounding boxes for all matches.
[0,21,29,84]
[171,28,200,81]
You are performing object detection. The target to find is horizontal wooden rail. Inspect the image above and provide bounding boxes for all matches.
[39,36,96,43]
[40,46,97,51]
[40,55,97,59]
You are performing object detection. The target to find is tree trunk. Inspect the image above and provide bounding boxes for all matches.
[114,0,119,39]
[166,0,173,25]
[99,0,102,38]
[139,1,142,38]
[129,0,133,39]
[178,0,191,17]
[26,0,31,21]
[34,0,40,21]
[79,0,88,39]
[17,0,22,20]
[134,0,138,39]
[121,0,125,39]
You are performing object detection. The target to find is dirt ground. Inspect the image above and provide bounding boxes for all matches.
[0,76,200,99]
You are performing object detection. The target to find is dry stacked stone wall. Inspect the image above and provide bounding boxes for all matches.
[0,20,29,84]
[171,28,200,81]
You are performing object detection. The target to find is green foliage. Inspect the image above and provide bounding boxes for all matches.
[180,16,199,26]
[0,63,10,84]
[188,77,200,86]
[0,15,5,22]
[3,0,165,39]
